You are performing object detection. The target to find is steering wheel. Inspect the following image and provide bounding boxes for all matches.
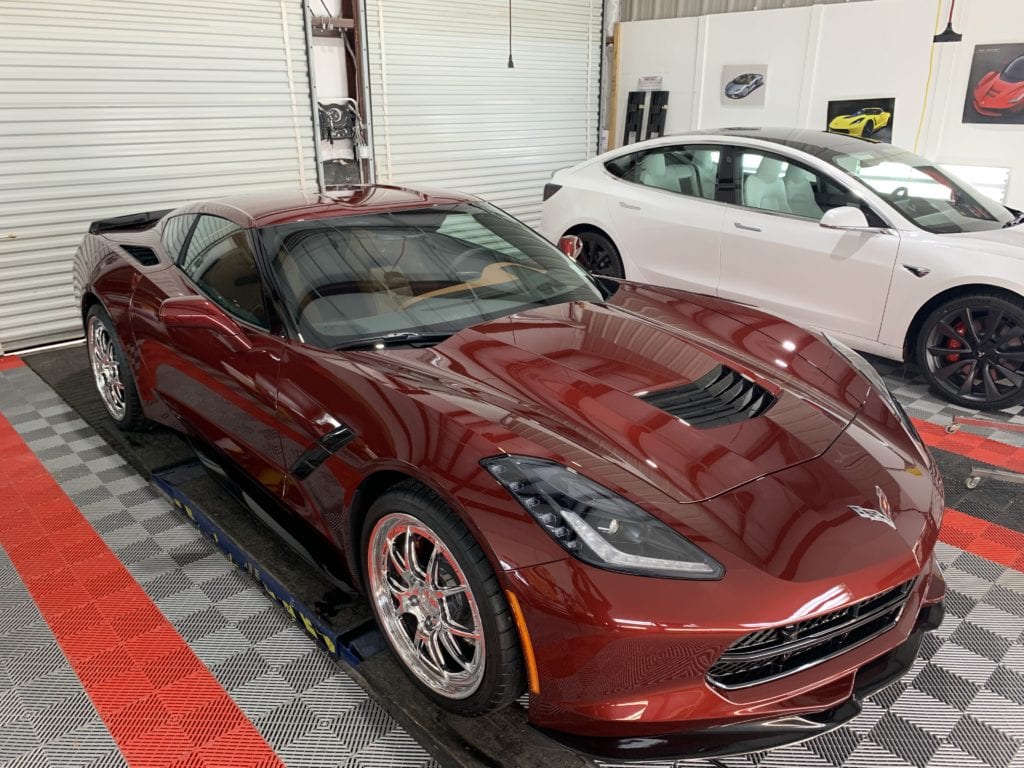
[891,186,909,200]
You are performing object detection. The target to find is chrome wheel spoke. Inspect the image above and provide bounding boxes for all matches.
[368,512,486,700]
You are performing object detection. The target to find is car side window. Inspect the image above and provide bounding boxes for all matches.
[737,150,868,222]
[160,214,196,262]
[178,215,268,329]
[606,146,720,200]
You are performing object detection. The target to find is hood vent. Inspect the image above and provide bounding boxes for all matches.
[639,364,775,428]
[119,244,159,266]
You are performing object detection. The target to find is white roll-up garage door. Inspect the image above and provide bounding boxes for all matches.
[364,0,602,226]
[0,0,317,352]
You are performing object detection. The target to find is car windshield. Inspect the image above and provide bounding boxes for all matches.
[733,74,756,84]
[1002,56,1024,82]
[260,203,604,349]
[829,145,1014,234]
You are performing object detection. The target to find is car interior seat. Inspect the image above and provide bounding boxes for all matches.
[743,156,791,214]
[692,152,718,199]
[638,152,703,197]
[784,165,825,220]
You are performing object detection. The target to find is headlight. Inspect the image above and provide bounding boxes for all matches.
[1011,93,1024,104]
[824,333,921,442]
[482,456,723,580]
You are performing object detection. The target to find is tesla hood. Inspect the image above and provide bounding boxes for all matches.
[368,285,871,506]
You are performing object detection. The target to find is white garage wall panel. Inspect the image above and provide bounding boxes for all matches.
[0,0,317,352]
[364,0,602,226]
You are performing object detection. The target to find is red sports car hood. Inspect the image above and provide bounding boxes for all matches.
[356,284,871,505]
[976,74,1024,107]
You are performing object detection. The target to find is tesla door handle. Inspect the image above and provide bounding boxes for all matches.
[733,222,762,232]
[619,202,642,210]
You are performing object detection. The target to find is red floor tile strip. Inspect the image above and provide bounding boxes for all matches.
[0,354,25,371]
[939,507,1024,573]
[913,417,1024,474]
[0,412,283,768]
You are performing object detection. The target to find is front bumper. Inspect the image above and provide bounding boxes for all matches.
[533,600,944,762]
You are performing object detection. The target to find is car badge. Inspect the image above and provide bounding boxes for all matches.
[848,486,895,529]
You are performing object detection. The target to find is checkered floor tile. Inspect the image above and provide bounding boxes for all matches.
[0,363,436,768]
[3,351,1024,768]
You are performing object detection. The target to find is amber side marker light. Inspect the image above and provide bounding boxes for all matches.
[505,590,540,695]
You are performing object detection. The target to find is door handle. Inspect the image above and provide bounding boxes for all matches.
[619,202,642,210]
[733,222,762,232]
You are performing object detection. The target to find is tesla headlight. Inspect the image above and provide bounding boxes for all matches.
[482,456,723,580]
[824,333,921,441]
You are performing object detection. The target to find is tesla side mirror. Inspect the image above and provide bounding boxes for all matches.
[159,295,252,351]
[558,234,583,261]
[819,206,871,230]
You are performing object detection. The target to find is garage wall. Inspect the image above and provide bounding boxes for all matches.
[363,0,603,226]
[0,0,318,352]
[615,0,1024,207]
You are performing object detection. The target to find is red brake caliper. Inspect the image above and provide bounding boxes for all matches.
[945,321,966,363]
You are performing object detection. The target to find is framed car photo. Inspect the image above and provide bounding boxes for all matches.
[826,97,896,143]
[963,43,1024,124]
[720,65,767,106]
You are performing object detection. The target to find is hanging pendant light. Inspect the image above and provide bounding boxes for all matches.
[933,0,962,43]
[507,0,515,68]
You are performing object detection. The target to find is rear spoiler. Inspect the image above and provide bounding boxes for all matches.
[88,208,174,235]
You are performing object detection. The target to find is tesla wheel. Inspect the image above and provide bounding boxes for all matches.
[85,305,148,430]
[574,230,625,279]
[362,482,524,715]
[917,293,1024,410]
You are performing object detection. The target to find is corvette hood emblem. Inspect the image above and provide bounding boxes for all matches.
[849,486,895,529]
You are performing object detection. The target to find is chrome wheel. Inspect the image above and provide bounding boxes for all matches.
[87,316,126,420]
[923,304,1024,406]
[368,512,485,699]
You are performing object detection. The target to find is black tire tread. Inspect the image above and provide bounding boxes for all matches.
[571,228,626,279]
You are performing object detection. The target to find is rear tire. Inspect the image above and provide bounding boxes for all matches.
[85,305,148,431]
[573,229,625,279]
[916,292,1024,411]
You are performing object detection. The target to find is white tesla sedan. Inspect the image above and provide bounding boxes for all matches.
[541,128,1024,410]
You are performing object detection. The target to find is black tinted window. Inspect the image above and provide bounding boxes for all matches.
[179,216,267,328]
[160,215,195,262]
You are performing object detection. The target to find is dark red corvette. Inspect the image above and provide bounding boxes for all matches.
[73,186,945,761]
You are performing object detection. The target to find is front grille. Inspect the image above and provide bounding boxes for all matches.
[639,364,775,428]
[706,579,914,689]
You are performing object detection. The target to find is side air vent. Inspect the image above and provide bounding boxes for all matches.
[120,244,159,266]
[639,365,775,428]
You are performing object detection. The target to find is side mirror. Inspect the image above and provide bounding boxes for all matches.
[819,205,871,230]
[159,295,252,352]
[558,234,583,261]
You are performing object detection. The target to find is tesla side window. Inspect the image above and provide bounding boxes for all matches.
[738,151,865,221]
[160,215,196,262]
[605,146,719,200]
[260,203,603,348]
[178,215,268,329]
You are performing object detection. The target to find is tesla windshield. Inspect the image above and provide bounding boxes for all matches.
[260,204,604,348]
[830,146,1014,234]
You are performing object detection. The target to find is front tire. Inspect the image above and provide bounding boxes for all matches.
[86,305,148,430]
[861,120,875,137]
[574,229,625,279]
[362,482,524,715]
[916,293,1024,410]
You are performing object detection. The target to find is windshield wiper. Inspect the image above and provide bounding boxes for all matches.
[1002,210,1024,228]
[334,331,454,351]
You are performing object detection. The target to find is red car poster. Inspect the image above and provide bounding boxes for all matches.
[963,42,1024,124]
